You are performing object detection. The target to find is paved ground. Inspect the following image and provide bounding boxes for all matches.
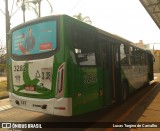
[0,74,160,130]
[0,76,7,82]
[0,98,10,107]
[154,73,160,82]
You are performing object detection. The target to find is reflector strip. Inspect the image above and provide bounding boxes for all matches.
[54,107,66,110]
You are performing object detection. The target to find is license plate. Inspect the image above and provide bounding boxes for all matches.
[20,100,26,105]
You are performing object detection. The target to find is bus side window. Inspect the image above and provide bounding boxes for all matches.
[124,45,131,65]
[72,27,96,66]
[124,45,133,65]
[134,48,141,65]
[120,44,127,65]
[97,38,109,67]
[129,47,134,65]
[141,51,145,65]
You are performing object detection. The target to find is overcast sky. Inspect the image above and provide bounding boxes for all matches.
[0,0,160,49]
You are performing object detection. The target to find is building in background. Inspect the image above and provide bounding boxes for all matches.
[136,40,151,50]
[136,40,145,48]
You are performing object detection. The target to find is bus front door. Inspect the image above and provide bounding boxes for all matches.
[110,43,121,103]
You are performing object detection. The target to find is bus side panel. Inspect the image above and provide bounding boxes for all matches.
[64,16,104,115]
[120,45,151,95]
[70,66,104,115]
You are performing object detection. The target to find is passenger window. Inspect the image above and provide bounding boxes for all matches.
[120,44,127,65]
[72,27,96,66]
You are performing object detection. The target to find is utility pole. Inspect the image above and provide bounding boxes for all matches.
[5,0,10,90]
[5,0,10,34]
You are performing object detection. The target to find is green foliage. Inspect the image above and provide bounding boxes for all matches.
[16,0,53,21]
[0,64,6,72]
[73,13,92,24]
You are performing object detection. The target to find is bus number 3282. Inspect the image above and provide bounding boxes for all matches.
[14,65,26,72]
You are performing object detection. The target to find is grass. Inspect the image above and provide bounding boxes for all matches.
[0,80,8,98]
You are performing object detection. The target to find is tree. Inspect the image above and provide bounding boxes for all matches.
[16,0,27,22]
[0,38,6,75]
[0,38,6,57]
[16,0,53,22]
[31,0,53,18]
[73,13,92,24]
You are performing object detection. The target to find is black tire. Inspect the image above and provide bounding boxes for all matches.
[145,76,150,87]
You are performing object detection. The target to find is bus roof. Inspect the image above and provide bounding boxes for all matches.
[10,14,149,52]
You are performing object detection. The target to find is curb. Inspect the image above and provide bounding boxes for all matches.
[0,96,9,100]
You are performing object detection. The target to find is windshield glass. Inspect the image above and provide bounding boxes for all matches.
[12,20,57,55]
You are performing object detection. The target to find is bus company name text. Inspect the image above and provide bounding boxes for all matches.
[2,123,42,129]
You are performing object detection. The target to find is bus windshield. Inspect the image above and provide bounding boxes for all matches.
[12,20,57,56]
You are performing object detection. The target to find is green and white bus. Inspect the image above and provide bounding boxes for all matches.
[9,15,153,116]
